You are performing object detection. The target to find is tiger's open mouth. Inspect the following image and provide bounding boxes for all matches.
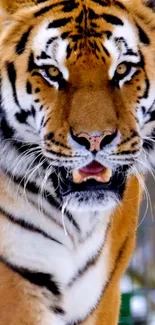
[72,161,112,184]
[58,161,128,199]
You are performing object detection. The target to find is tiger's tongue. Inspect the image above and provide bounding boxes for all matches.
[72,161,112,184]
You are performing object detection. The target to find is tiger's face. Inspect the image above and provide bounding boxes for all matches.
[1,0,155,212]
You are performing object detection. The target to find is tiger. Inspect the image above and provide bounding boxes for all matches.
[0,0,155,324]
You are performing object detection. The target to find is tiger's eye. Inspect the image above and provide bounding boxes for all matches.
[116,63,128,75]
[48,66,60,78]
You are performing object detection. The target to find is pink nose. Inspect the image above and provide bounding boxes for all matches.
[78,133,106,151]
[72,130,117,152]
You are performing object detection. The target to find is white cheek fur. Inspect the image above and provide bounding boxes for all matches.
[105,17,139,81]
[33,22,69,87]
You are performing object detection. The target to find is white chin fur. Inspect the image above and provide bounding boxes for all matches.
[64,191,118,213]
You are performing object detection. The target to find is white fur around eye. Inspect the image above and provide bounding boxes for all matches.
[33,21,69,82]
[119,66,136,88]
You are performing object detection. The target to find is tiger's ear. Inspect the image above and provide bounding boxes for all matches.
[0,0,38,14]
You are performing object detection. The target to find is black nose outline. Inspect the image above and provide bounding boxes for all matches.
[70,129,118,151]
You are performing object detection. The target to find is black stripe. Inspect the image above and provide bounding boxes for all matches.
[143,127,155,151]
[66,226,110,325]
[11,173,61,209]
[62,1,79,12]
[15,110,30,124]
[120,131,139,146]
[19,271,61,295]
[61,31,71,39]
[45,139,70,150]
[65,210,81,233]
[83,5,87,37]
[147,99,155,113]
[28,52,35,72]
[34,1,70,17]
[117,149,139,155]
[68,225,109,286]
[45,190,61,210]
[0,115,15,139]
[10,155,61,207]
[104,30,112,39]
[66,44,72,59]
[0,258,61,296]
[32,71,42,77]
[43,116,51,127]
[0,207,62,245]
[53,306,65,315]
[0,171,63,233]
[102,13,124,26]
[46,37,58,50]
[69,33,82,41]
[31,105,36,117]
[37,51,51,60]
[10,173,40,194]
[16,27,32,55]
[67,236,133,325]
[26,80,32,94]
[47,17,71,29]
[50,170,61,200]
[34,4,54,17]
[101,44,110,57]
[6,62,19,107]
[12,140,41,157]
[10,166,78,233]
[88,8,99,20]
[37,0,49,3]
[90,0,108,6]
[68,254,99,286]
[143,78,150,98]
[138,76,150,100]
[141,106,146,115]
[115,1,127,10]
[35,99,40,105]
[76,10,83,24]
[44,132,54,141]
[45,148,78,158]
[136,23,150,45]
[124,49,138,57]
[143,138,154,151]
[58,78,67,90]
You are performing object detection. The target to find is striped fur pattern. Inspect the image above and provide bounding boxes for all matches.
[0,0,155,324]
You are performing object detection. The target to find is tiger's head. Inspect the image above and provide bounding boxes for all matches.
[0,0,155,213]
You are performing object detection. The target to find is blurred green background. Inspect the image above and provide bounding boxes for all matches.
[119,174,155,325]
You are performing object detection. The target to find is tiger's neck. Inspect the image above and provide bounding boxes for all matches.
[0,168,111,324]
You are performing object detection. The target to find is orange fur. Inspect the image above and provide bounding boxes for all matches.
[0,0,154,324]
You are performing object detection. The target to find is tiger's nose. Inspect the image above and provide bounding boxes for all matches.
[71,129,118,152]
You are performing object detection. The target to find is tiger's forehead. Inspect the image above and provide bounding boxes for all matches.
[32,8,138,78]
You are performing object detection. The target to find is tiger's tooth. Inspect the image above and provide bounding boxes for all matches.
[101,168,112,182]
[72,170,83,184]
[72,167,112,184]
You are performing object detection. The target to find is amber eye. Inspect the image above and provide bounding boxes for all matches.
[48,66,60,78]
[116,63,128,75]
